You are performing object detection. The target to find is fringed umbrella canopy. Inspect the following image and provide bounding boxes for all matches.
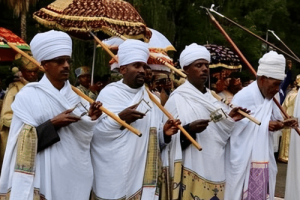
[0,27,30,62]
[103,28,175,72]
[204,44,242,70]
[33,0,152,41]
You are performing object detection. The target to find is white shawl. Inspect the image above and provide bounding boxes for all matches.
[0,75,96,200]
[91,80,164,200]
[285,89,300,200]
[161,81,234,200]
[224,81,282,200]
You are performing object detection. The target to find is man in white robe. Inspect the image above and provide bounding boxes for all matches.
[285,79,300,200]
[163,43,247,200]
[91,39,180,200]
[0,30,102,200]
[224,51,296,200]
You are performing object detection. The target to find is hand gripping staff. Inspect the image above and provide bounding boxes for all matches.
[0,36,142,137]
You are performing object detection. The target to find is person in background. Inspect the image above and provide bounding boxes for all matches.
[0,53,39,173]
[279,59,293,104]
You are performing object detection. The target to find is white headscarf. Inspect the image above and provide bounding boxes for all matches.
[257,51,286,80]
[179,43,211,68]
[30,30,72,63]
[118,39,149,67]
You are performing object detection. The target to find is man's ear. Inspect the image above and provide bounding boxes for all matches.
[119,65,127,75]
[183,66,189,75]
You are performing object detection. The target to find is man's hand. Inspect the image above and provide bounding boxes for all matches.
[283,118,298,129]
[88,101,103,120]
[269,120,284,131]
[163,119,181,137]
[189,119,210,134]
[50,109,81,130]
[228,107,251,122]
[118,103,145,124]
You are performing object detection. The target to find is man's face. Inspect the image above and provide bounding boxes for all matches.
[184,59,209,85]
[78,74,91,88]
[20,68,39,82]
[120,62,147,88]
[42,56,72,83]
[259,76,282,100]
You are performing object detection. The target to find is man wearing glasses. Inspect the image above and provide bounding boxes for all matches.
[0,30,102,200]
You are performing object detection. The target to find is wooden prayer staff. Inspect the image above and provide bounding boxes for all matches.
[88,33,201,150]
[203,8,300,135]
[100,27,187,78]
[210,91,261,125]
[145,88,202,151]
[0,37,142,137]
[206,5,300,64]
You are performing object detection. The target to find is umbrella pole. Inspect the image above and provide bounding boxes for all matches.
[101,27,187,78]
[91,40,96,85]
[0,37,142,137]
[89,32,202,150]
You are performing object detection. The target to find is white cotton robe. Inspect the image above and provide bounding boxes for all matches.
[0,75,97,200]
[162,81,234,200]
[91,80,165,200]
[224,81,282,200]
[285,89,300,200]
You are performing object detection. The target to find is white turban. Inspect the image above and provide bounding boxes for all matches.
[118,39,149,67]
[257,51,286,80]
[179,43,211,68]
[30,30,72,63]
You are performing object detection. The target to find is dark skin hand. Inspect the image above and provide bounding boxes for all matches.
[163,119,181,136]
[88,101,103,120]
[51,101,103,129]
[269,121,284,131]
[118,103,145,124]
[163,119,181,143]
[51,109,81,130]
[269,118,298,131]
[228,107,251,122]
[189,119,210,134]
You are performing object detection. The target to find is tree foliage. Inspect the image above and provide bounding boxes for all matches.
[1,0,300,83]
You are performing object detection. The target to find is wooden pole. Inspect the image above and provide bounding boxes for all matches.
[205,9,300,135]
[0,37,142,137]
[146,88,202,151]
[210,91,261,125]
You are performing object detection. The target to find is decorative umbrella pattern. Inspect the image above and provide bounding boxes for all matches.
[0,27,30,62]
[33,0,152,41]
[205,44,242,70]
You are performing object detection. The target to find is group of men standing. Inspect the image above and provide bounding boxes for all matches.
[0,30,298,200]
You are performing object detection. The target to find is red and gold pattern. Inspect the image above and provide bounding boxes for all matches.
[33,0,151,41]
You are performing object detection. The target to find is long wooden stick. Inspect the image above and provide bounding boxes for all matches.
[88,33,201,149]
[146,88,202,151]
[206,6,300,63]
[204,9,300,135]
[0,37,142,137]
[210,91,261,125]
[100,27,187,78]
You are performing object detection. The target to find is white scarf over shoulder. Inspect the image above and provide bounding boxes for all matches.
[163,81,234,182]
[0,75,96,200]
[224,81,282,200]
[92,80,164,200]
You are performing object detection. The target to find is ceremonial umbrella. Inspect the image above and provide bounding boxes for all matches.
[204,44,242,80]
[32,0,152,41]
[0,27,30,62]
[103,28,176,73]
